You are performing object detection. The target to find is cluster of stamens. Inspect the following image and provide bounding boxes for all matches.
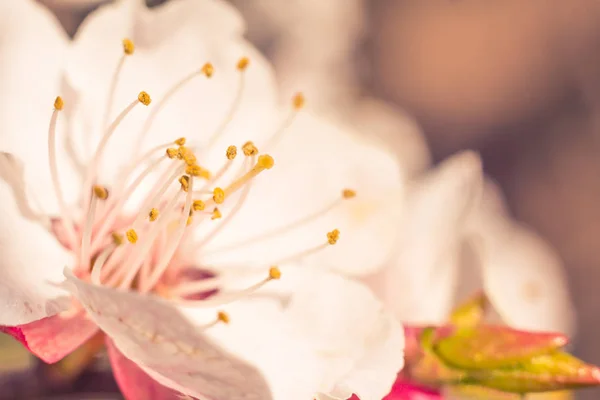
[45,38,357,326]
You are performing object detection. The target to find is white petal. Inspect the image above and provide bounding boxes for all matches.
[375,150,483,323]
[471,185,575,334]
[281,267,404,400]
[64,268,274,400]
[0,0,80,212]
[0,153,73,325]
[65,0,278,188]
[199,112,405,276]
[352,97,431,176]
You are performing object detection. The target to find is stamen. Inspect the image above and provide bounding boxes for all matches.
[213,187,225,204]
[93,185,109,200]
[263,92,305,151]
[122,38,135,55]
[206,57,249,148]
[174,137,186,146]
[90,244,116,285]
[80,186,109,268]
[193,200,206,211]
[83,92,151,212]
[200,189,354,255]
[226,145,237,160]
[266,230,340,266]
[217,311,230,324]
[193,158,254,248]
[222,154,274,197]
[102,38,135,131]
[149,208,159,222]
[112,232,124,246]
[139,177,195,293]
[136,64,213,151]
[172,269,281,308]
[327,228,340,245]
[179,175,190,192]
[48,96,78,249]
[166,148,178,159]
[211,208,222,220]
[242,141,258,156]
[118,189,185,289]
[92,155,172,252]
[185,164,210,179]
[126,229,138,244]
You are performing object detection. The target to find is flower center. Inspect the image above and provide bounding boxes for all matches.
[46,38,353,314]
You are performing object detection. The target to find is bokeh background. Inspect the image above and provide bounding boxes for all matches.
[3,0,600,398]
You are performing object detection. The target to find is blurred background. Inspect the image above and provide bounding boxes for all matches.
[3,0,600,398]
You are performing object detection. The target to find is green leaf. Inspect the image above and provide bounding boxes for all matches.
[449,292,489,328]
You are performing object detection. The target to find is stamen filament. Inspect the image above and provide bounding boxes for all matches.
[206,62,246,148]
[171,271,279,308]
[118,189,184,289]
[80,193,99,268]
[136,66,212,151]
[140,177,195,293]
[91,244,117,285]
[202,195,344,255]
[48,101,78,249]
[82,96,148,212]
[92,156,169,252]
[222,155,273,198]
[168,276,223,297]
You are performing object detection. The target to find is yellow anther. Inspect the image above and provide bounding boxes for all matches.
[211,208,222,220]
[226,145,237,160]
[54,96,64,111]
[257,154,274,170]
[149,208,159,222]
[217,311,230,324]
[179,175,190,192]
[237,57,250,71]
[186,164,202,177]
[187,216,193,226]
[242,141,258,156]
[126,229,138,244]
[293,92,305,110]
[122,38,135,55]
[175,137,186,146]
[201,62,214,78]
[269,266,282,280]
[192,200,205,211]
[342,189,356,199]
[166,148,178,159]
[111,232,124,246]
[138,91,151,106]
[327,229,340,245]
[213,187,225,204]
[93,185,109,200]
[178,146,197,166]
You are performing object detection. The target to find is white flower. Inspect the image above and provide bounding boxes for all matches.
[0,0,405,399]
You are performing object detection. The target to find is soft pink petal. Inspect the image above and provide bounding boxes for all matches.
[64,268,272,400]
[0,307,98,363]
[106,337,181,400]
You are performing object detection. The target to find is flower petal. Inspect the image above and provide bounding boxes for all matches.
[374,151,483,324]
[105,337,181,400]
[199,112,405,276]
[0,307,98,363]
[0,153,74,326]
[471,182,575,334]
[0,0,80,212]
[65,0,277,189]
[64,268,273,400]
[280,267,405,400]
